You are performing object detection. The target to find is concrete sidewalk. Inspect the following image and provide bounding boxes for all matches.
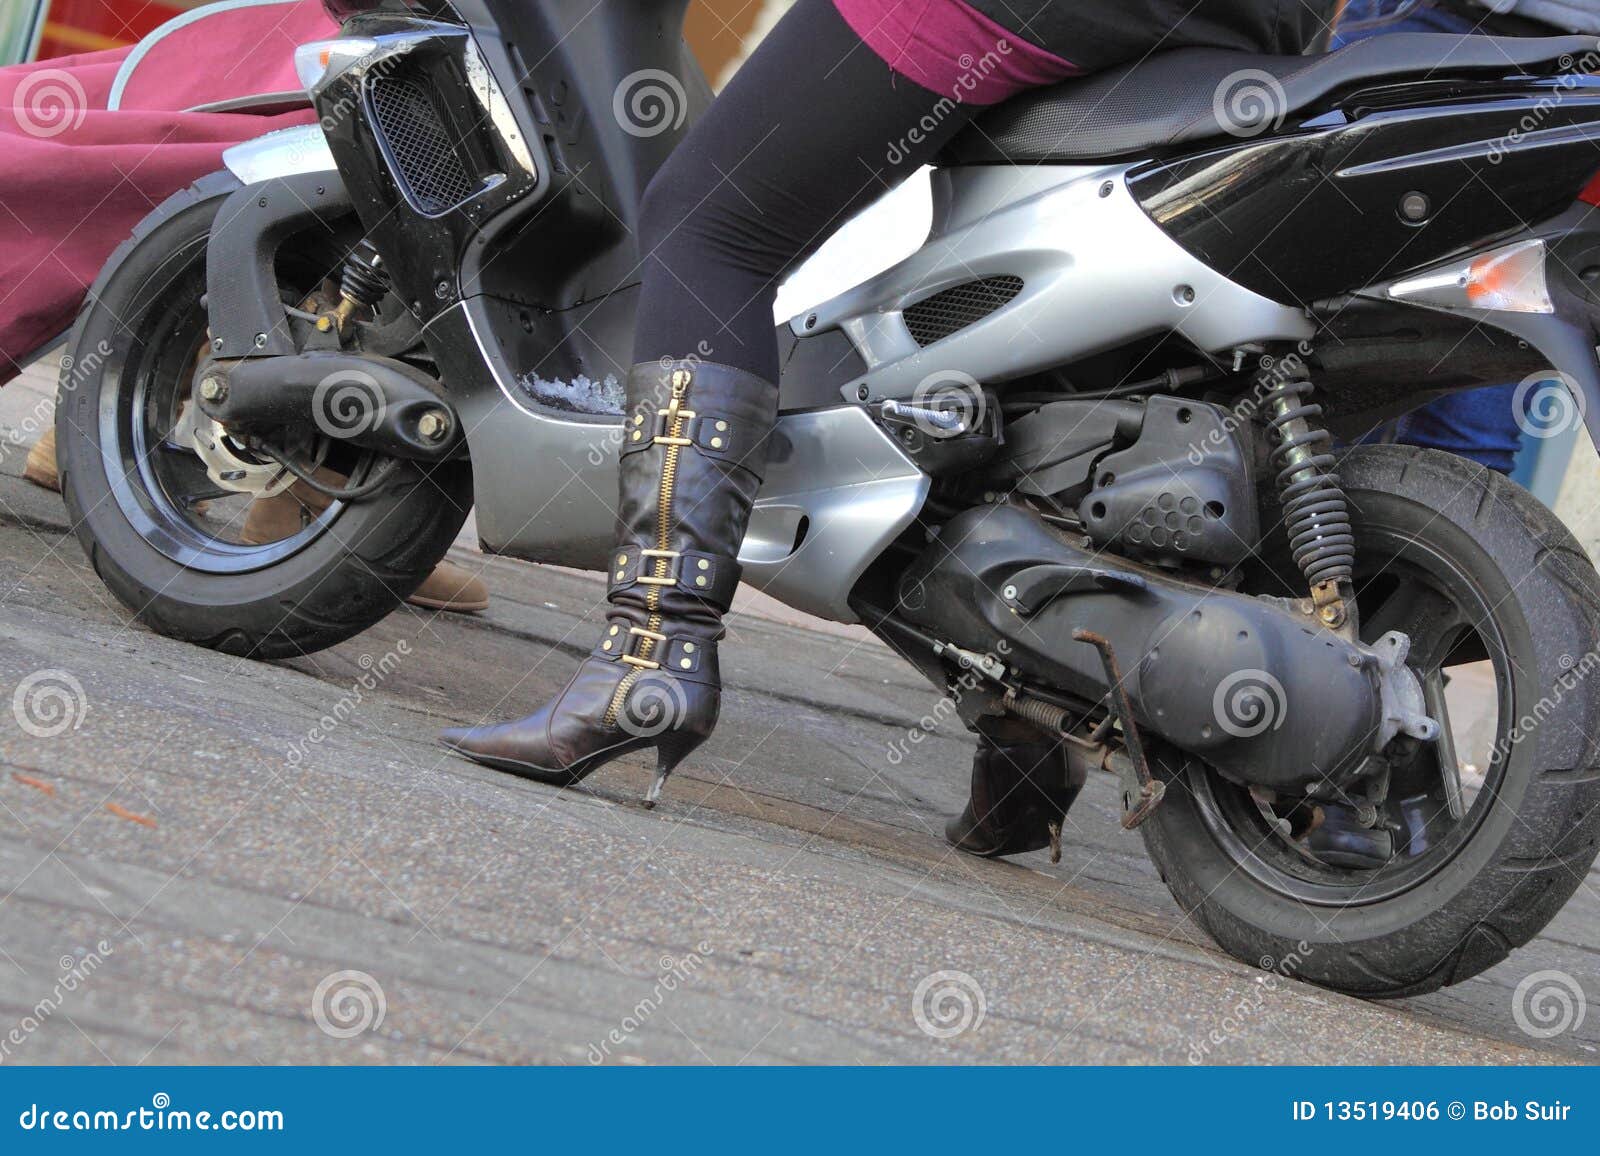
[0,355,1595,1065]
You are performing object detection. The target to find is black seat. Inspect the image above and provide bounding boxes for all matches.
[943,33,1596,164]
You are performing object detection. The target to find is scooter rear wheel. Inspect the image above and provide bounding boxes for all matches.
[1142,445,1600,997]
[56,173,473,659]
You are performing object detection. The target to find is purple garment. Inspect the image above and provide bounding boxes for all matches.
[830,0,1079,103]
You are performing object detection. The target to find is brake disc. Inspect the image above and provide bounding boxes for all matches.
[180,403,318,499]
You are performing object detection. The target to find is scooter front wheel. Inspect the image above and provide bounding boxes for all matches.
[56,173,473,659]
[1142,445,1600,997]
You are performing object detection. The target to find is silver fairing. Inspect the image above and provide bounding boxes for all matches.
[453,307,929,625]
[222,133,1310,625]
[798,165,1313,402]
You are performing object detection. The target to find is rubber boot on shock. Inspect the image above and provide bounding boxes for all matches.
[440,361,777,802]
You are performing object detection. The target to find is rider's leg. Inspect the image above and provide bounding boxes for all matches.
[440,0,1050,794]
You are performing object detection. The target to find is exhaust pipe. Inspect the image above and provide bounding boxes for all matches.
[896,505,1433,795]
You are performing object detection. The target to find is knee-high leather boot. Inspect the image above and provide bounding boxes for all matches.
[440,360,777,803]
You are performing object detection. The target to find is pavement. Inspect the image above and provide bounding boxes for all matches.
[0,362,1596,1066]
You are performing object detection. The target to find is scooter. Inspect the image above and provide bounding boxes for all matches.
[54,0,1600,996]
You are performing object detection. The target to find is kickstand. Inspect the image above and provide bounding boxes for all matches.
[1072,629,1165,829]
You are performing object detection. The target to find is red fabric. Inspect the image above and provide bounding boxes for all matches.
[0,2,332,384]
[831,0,1078,104]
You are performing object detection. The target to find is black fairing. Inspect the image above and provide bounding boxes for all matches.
[315,0,709,314]
[307,0,857,416]
[1129,77,1600,303]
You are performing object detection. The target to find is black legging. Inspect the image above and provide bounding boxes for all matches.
[632,0,1328,383]
[632,0,974,383]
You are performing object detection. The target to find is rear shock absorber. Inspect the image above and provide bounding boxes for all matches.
[1264,367,1355,629]
[316,243,390,337]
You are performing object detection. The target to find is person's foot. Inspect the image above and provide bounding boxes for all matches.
[945,737,1086,861]
[241,479,488,613]
[404,557,489,612]
[23,427,58,492]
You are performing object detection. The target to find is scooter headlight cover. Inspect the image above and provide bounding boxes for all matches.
[293,38,379,95]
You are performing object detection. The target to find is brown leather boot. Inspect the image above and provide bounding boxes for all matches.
[440,360,778,803]
[945,734,1088,861]
[23,427,58,492]
[241,471,488,613]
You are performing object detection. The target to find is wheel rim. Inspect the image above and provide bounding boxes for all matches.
[99,239,350,575]
[1191,516,1515,907]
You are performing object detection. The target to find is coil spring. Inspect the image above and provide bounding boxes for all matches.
[1266,377,1354,591]
[1002,689,1070,735]
[339,245,390,308]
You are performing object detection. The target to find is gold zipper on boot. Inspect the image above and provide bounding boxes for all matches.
[604,369,691,726]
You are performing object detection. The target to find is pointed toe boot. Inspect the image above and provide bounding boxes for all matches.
[440,360,777,803]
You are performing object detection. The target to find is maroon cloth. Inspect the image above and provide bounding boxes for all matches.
[0,1,334,383]
[831,0,1079,103]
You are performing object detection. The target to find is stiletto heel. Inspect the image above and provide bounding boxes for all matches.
[643,733,702,808]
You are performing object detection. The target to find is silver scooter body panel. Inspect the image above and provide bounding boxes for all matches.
[224,145,1310,626]
[445,304,929,624]
[793,164,1315,403]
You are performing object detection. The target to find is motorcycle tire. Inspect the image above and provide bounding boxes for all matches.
[56,172,473,660]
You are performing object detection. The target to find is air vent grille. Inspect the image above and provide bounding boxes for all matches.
[903,275,1024,346]
[369,74,477,214]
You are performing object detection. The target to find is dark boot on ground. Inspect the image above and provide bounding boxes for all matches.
[945,732,1088,861]
[440,360,777,803]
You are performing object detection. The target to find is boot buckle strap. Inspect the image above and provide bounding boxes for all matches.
[621,625,666,668]
[632,547,680,586]
[608,546,741,612]
[596,626,714,679]
[607,625,665,669]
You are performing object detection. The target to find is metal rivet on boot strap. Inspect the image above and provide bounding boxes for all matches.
[633,414,644,425]
[695,577,707,587]
[603,641,613,651]
[683,643,695,653]
[697,559,709,570]
[616,554,628,565]
[710,437,723,449]
[631,431,643,442]
[680,659,692,669]
[715,420,728,432]
[609,625,620,635]
[616,570,626,580]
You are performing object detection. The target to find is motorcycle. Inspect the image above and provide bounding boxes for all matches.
[54,0,1600,997]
